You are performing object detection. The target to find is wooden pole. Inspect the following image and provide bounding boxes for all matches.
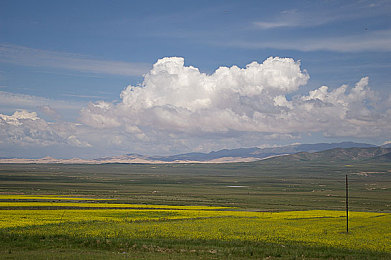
[345,174,349,233]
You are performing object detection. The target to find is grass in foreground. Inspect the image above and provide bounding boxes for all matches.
[2,235,390,259]
[0,197,390,259]
[1,162,390,259]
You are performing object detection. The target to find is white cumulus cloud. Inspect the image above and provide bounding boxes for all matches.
[80,56,391,144]
[0,110,90,147]
[81,56,309,133]
[3,57,390,157]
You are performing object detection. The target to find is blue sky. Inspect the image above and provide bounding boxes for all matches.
[1,0,391,158]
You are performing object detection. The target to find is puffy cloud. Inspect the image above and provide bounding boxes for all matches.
[0,110,39,126]
[287,77,386,137]
[38,105,61,120]
[0,110,90,147]
[3,57,390,157]
[80,101,121,128]
[81,57,309,133]
[80,56,390,143]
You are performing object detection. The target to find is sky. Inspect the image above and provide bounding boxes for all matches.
[0,0,391,158]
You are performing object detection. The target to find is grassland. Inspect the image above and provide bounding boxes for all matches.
[0,161,390,259]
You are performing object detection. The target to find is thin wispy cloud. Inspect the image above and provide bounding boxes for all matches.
[0,44,150,76]
[0,91,85,122]
[62,94,107,99]
[223,29,391,52]
[0,91,81,110]
[254,21,297,30]
[253,2,391,30]
[253,9,333,29]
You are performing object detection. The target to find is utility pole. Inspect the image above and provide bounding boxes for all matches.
[346,174,349,233]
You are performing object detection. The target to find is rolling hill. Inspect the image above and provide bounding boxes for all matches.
[0,142,382,164]
[262,147,391,163]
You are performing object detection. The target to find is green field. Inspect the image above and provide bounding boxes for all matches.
[0,161,390,259]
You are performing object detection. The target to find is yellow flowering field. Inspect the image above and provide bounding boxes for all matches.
[0,194,116,201]
[0,201,231,210]
[0,195,390,254]
[0,195,230,210]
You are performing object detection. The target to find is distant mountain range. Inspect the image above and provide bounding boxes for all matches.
[262,146,391,163]
[1,141,390,164]
[148,141,377,162]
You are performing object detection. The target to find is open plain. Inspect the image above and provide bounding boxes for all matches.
[0,160,390,259]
